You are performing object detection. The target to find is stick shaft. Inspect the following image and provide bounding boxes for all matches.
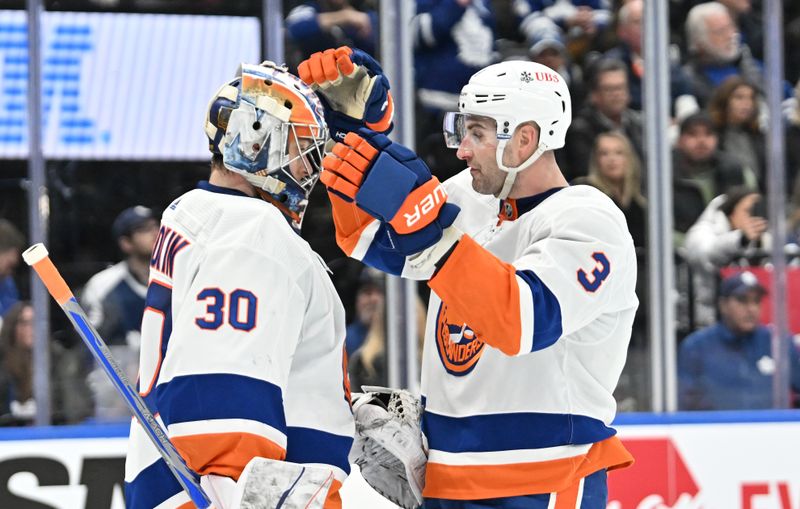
[23,244,212,508]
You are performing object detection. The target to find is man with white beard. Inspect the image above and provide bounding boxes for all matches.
[682,1,763,108]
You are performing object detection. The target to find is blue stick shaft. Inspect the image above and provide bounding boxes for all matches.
[22,244,211,506]
[60,299,211,507]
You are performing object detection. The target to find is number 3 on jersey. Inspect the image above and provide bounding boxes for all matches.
[196,288,258,331]
[577,252,610,292]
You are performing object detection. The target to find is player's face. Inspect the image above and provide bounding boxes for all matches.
[456,116,506,196]
[287,136,314,182]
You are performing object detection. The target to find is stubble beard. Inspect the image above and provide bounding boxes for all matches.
[471,170,505,196]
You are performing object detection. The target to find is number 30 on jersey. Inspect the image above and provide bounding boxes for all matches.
[577,252,611,292]
[195,288,258,331]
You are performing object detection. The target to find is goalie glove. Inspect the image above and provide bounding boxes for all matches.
[298,46,393,140]
[350,387,427,509]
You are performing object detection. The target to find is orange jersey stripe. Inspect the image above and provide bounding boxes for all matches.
[171,432,286,481]
[428,235,523,356]
[328,190,376,256]
[175,502,194,509]
[553,479,581,509]
[423,436,633,500]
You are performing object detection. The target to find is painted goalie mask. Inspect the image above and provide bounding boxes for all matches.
[205,62,329,229]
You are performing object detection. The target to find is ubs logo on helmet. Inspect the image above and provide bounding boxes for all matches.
[521,71,560,84]
[435,304,485,376]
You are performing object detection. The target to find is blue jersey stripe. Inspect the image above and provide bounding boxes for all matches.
[285,426,353,475]
[125,458,184,509]
[157,373,286,432]
[516,269,563,352]
[422,411,615,453]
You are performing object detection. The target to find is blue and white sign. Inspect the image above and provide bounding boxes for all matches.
[0,10,260,160]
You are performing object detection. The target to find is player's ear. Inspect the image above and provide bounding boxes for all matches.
[514,122,538,160]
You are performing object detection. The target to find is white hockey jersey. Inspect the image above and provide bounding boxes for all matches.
[329,169,637,500]
[124,181,354,509]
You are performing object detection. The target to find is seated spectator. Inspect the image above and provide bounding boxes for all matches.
[787,6,800,85]
[529,38,576,86]
[285,0,377,64]
[513,0,611,61]
[708,76,764,187]
[558,58,644,181]
[672,112,751,236]
[348,271,426,390]
[81,206,158,421]
[786,80,800,203]
[684,187,768,326]
[413,0,496,179]
[605,0,695,114]
[0,219,25,325]
[0,302,92,425]
[679,272,800,410]
[718,0,762,59]
[573,131,646,248]
[345,267,384,357]
[682,2,764,108]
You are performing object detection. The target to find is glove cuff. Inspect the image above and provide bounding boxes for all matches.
[408,226,463,272]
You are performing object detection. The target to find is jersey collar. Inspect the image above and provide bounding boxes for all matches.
[197,180,251,197]
[497,187,565,222]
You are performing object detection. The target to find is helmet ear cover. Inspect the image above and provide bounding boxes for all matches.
[205,63,329,229]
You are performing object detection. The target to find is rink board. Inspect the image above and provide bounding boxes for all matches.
[0,411,798,508]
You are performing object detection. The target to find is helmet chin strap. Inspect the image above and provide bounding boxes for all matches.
[494,140,548,199]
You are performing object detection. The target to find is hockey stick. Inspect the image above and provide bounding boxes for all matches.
[23,243,212,509]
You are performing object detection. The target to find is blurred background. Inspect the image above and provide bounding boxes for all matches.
[1,0,799,506]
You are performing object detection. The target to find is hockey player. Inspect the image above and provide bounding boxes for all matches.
[318,60,637,508]
[124,55,393,509]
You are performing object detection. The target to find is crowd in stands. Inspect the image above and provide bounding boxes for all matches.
[2,0,800,423]
[283,0,800,411]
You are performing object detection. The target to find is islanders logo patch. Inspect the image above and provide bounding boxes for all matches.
[435,303,485,376]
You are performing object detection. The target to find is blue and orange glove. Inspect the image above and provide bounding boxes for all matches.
[298,46,393,141]
[321,129,460,256]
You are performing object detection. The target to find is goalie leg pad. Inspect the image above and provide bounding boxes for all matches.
[230,457,335,509]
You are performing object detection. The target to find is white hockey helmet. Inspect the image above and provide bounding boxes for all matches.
[443,60,572,198]
[205,62,328,229]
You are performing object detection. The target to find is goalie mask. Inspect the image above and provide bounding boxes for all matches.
[443,61,572,199]
[205,62,328,229]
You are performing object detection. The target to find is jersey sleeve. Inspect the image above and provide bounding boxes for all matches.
[150,244,307,481]
[428,204,636,356]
